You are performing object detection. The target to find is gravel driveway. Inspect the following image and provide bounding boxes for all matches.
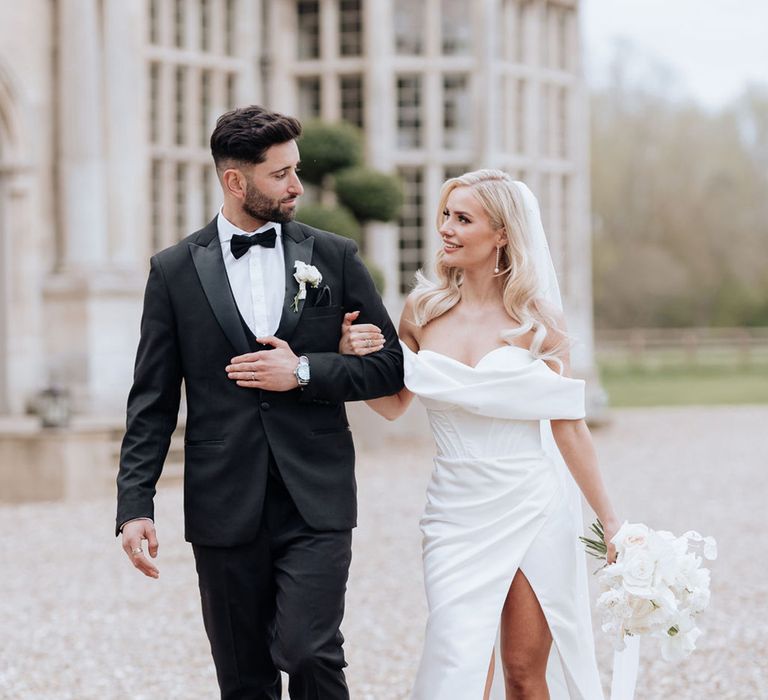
[0,405,764,699]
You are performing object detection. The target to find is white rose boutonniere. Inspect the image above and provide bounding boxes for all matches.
[292,261,323,312]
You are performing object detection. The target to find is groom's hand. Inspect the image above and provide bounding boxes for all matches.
[121,520,160,579]
[227,336,300,391]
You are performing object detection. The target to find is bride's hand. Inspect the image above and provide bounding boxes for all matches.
[602,518,620,564]
[339,310,385,355]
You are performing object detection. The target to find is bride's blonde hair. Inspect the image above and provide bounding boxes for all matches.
[410,169,569,370]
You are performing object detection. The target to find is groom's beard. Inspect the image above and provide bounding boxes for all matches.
[243,180,298,224]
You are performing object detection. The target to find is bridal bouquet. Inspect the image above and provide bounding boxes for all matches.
[581,521,717,662]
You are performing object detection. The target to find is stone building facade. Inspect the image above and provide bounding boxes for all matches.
[0,0,597,497]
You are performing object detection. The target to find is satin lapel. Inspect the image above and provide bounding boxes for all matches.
[189,233,251,356]
[276,222,315,340]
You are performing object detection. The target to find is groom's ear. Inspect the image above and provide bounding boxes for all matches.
[222,168,246,200]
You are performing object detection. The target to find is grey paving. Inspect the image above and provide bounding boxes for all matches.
[0,405,764,699]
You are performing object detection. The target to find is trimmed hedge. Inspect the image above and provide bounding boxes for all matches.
[298,121,363,184]
[295,203,362,245]
[335,167,403,222]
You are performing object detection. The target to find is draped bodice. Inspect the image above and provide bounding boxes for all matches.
[402,341,585,460]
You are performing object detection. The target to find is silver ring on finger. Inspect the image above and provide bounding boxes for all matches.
[366,339,372,348]
[132,547,143,555]
[250,371,256,381]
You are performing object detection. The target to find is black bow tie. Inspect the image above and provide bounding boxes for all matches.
[230,228,277,259]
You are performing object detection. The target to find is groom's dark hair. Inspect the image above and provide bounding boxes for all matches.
[210,105,302,173]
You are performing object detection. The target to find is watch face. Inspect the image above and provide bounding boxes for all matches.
[297,365,310,381]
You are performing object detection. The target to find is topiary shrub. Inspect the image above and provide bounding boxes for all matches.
[296,203,362,245]
[298,121,363,185]
[335,167,404,222]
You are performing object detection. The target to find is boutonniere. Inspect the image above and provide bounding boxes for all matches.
[291,261,323,312]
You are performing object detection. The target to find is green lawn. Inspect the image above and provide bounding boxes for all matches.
[599,364,768,407]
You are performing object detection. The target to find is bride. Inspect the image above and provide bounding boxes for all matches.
[341,170,619,699]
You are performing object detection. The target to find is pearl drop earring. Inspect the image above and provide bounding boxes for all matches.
[494,247,501,274]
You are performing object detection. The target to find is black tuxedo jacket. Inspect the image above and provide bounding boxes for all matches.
[116,218,404,545]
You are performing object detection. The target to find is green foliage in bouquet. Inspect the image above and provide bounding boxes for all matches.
[579,519,607,560]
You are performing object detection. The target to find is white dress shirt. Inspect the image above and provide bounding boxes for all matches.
[217,209,286,338]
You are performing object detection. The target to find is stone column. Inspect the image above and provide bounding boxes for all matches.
[363,0,400,310]
[104,0,149,268]
[43,0,147,415]
[56,0,109,270]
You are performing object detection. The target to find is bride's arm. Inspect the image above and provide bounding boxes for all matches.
[339,299,418,421]
[543,332,620,562]
[551,418,620,562]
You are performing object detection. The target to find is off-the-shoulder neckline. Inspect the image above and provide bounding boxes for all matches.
[401,341,532,370]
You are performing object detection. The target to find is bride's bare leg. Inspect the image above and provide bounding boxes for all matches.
[483,651,495,700]
[499,570,552,699]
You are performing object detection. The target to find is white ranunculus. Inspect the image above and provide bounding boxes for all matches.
[596,589,631,621]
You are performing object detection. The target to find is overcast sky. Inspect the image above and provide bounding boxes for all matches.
[581,0,768,109]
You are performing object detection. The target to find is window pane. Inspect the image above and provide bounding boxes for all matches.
[396,75,422,149]
[174,66,186,146]
[225,0,237,56]
[226,73,238,109]
[515,78,527,154]
[539,84,550,156]
[339,0,362,57]
[297,76,322,119]
[556,6,569,70]
[441,0,471,55]
[297,0,320,59]
[444,164,471,181]
[200,70,212,147]
[174,0,185,48]
[557,87,568,158]
[175,163,188,241]
[397,168,424,294]
[200,0,211,51]
[340,74,364,128]
[202,166,213,221]
[150,159,163,252]
[149,0,161,44]
[149,63,161,144]
[443,74,471,149]
[394,0,424,54]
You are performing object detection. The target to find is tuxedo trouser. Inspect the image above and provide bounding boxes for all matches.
[192,455,352,700]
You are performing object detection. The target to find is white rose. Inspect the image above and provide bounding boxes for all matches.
[620,548,657,598]
[611,522,650,553]
[294,261,322,286]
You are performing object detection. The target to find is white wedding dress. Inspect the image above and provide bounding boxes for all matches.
[405,340,605,700]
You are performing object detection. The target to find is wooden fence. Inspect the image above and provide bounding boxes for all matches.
[594,327,768,368]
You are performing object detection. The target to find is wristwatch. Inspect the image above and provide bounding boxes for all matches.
[294,355,311,387]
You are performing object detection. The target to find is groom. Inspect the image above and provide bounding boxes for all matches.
[116,105,404,699]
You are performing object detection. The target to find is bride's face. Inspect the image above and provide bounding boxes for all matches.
[439,187,505,272]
